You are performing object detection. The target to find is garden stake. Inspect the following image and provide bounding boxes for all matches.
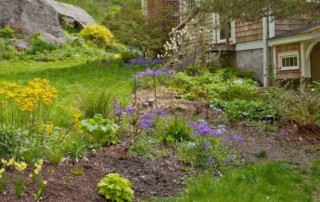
[153,74,158,109]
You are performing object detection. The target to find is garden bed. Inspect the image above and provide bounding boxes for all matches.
[0,138,189,202]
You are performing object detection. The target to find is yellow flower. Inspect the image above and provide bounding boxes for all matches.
[34,159,43,175]
[7,158,15,166]
[0,168,5,175]
[14,162,27,172]
[43,180,47,185]
[1,159,7,165]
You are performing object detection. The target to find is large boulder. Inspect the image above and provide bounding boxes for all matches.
[0,0,96,44]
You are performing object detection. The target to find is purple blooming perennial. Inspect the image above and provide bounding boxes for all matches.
[228,135,245,144]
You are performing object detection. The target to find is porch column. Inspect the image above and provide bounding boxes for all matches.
[300,42,311,90]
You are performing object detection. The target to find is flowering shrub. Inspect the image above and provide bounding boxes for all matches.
[80,24,115,47]
[97,173,134,202]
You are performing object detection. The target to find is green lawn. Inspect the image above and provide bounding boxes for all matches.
[153,161,320,202]
[0,59,142,125]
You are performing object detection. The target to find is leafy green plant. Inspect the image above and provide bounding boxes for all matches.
[71,167,84,176]
[265,85,320,133]
[80,24,114,47]
[97,173,134,202]
[62,135,88,162]
[130,136,158,159]
[164,117,191,143]
[211,99,276,121]
[75,90,115,119]
[27,35,57,54]
[14,178,25,197]
[170,69,258,102]
[81,114,119,146]
[178,137,237,169]
[254,150,268,159]
[0,27,15,38]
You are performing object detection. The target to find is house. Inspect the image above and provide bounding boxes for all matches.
[143,0,320,87]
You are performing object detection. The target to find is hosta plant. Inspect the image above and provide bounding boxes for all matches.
[97,173,134,202]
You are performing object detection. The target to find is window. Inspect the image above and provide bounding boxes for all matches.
[216,14,235,43]
[278,51,300,70]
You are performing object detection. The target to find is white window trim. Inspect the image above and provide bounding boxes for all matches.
[216,14,235,44]
[278,51,300,71]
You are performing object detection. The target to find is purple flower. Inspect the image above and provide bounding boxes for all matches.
[141,113,154,119]
[197,123,212,136]
[188,121,198,129]
[113,101,122,116]
[224,156,235,164]
[123,106,134,114]
[153,108,165,116]
[187,142,196,147]
[229,135,245,144]
[279,131,289,138]
[139,119,154,132]
[152,58,164,65]
[129,57,149,66]
[208,156,214,166]
[134,68,169,79]
[212,129,221,137]
[203,141,211,149]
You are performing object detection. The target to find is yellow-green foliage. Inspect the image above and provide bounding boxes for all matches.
[80,24,114,47]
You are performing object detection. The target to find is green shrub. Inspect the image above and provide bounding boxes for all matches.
[0,39,17,60]
[130,136,158,159]
[170,69,259,102]
[164,117,191,143]
[80,24,115,47]
[75,90,115,119]
[264,85,320,131]
[97,173,134,202]
[0,27,15,39]
[211,99,276,121]
[178,137,237,169]
[27,35,57,54]
[81,114,119,146]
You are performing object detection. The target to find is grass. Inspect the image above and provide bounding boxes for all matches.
[153,161,320,202]
[0,59,143,126]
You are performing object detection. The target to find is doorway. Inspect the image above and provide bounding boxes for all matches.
[311,42,320,81]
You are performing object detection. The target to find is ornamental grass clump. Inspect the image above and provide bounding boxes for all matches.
[97,173,134,202]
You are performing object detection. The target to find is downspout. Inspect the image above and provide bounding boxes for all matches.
[262,17,269,87]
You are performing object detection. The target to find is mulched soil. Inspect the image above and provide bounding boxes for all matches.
[1,88,319,201]
[0,138,189,202]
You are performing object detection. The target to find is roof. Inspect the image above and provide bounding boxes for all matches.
[272,21,320,39]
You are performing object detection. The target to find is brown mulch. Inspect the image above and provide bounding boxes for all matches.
[0,139,189,202]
